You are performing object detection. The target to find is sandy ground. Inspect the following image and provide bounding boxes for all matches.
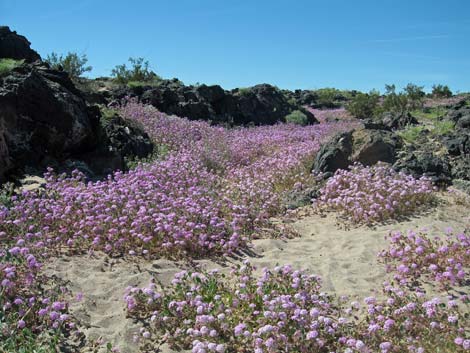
[45,193,470,352]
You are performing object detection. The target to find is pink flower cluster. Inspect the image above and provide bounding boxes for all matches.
[379,229,470,288]
[0,243,74,347]
[316,163,435,224]
[125,261,469,352]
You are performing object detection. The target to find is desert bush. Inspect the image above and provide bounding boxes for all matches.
[382,84,409,115]
[111,57,160,85]
[346,90,380,119]
[432,84,453,98]
[0,58,23,77]
[44,52,92,79]
[125,261,469,353]
[379,229,469,288]
[312,88,352,108]
[315,163,435,224]
[285,110,309,125]
[404,83,426,109]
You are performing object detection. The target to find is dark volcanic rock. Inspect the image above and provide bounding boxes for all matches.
[100,113,153,159]
[312,131,353,176]
[231,84,295,125]
[312,128,402,177]
[352,129,402,166]
[394,151,451,184]
[0,26,41,62]
[111,81,298,126]
[0,61,153,181]
[380,112,418,130]
[0,62,99,179]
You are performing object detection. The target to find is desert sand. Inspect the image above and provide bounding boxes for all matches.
[45,193,469,352]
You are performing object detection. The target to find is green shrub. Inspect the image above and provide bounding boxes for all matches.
[0,58,23,77]
[432,84,453,98]
[285,110,309,125]
[111,57,160,85]
[383,92,409,115]
[404,83,425,109]
[346,90,380,118]
[44,52,92,79]
[314,87,347,108]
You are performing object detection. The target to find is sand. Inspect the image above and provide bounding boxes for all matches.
[45,193,470,352]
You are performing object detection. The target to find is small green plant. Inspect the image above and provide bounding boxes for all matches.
[398,125,426,143]
[44,52,92,79]
[0,58,24,76]
[0,182,15,208]
[124,146,168,170]
[237,87,251,96]
[432,120,455,136]
[412,106,446,122]
[111,57,160,85]
[432,84,453,98]
[285,110,309,125]
[346,90,380,118]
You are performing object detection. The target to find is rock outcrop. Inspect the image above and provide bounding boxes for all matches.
[0,61,153,181]
[87,80,310,126]
[0,26,41,62]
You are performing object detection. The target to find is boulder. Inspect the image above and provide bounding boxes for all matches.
[231,84,295,125]
[312,131,353,176]
[352,129,402,166]
[442,133,470,156]
[393,151,451,184]
[0,26,41,62]
[450,156,470,181]
[312,128,402,177]
[445,99,470,126]
[99,113,153,159]
[380,112,418,130]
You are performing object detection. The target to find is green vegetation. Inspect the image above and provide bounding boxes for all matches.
[412,106,446,122]
[404,83,425,109]
[285,110,309,125]
[111,57,161,85]
[346,90,380,118]
[0,182,15,208]
[432,84,453,98]
[313,87,351,108]
[0,58,24,77]
[237,87,251,96]
[432,120,455,136]
[397,125,426,143]
[382,84,409,115]
[44,52,92,79]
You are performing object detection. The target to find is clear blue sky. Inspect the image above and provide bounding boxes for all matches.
[2,0,469,92]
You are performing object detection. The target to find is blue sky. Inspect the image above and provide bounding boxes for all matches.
[2,0,469,92]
